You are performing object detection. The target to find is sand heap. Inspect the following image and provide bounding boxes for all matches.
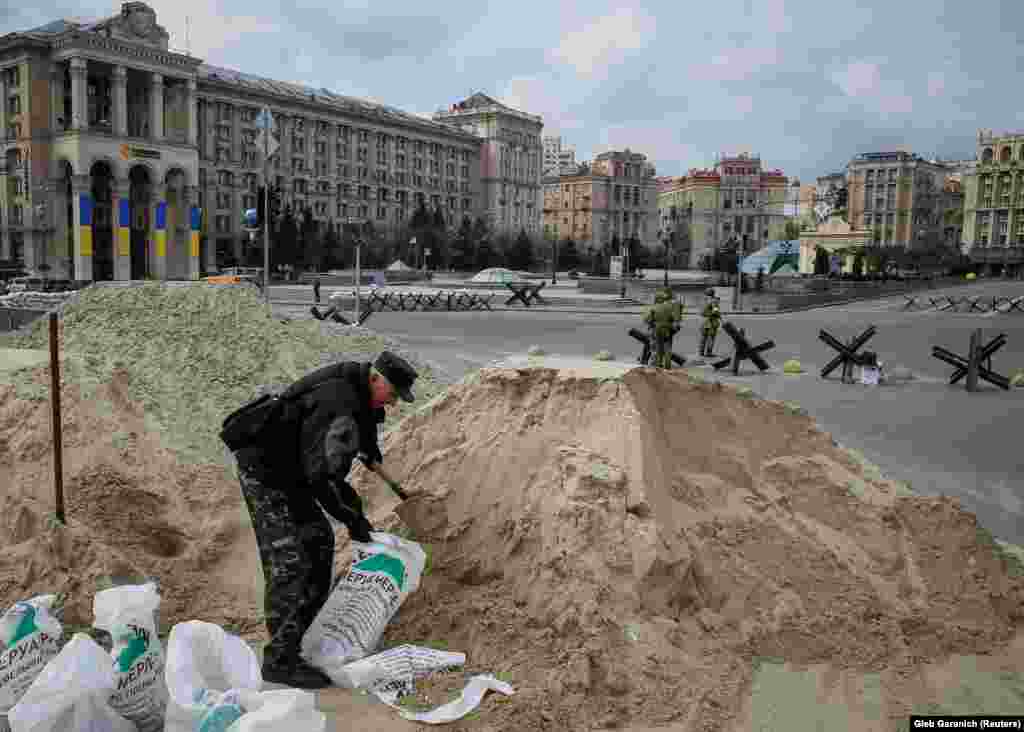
[347,367,1024,731]
[0,283,450,636]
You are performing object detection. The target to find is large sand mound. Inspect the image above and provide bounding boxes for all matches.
[350,367,1023,731]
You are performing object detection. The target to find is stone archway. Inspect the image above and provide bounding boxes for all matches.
[90,161,115,281]
[129,165,152,279]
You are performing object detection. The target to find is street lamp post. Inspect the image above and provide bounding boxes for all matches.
[345,216,362,324]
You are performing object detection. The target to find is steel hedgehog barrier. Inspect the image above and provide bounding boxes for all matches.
[902,294,1024,313]
[312,289,496,325]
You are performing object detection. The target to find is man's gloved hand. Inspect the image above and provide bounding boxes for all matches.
[346,512,374,543]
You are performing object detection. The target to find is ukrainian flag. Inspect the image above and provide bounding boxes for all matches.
[79,194,93,256]
[190,206,201,258]
[118,199,130,257]
[155,201,167,257]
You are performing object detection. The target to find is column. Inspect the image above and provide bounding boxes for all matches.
[49,65,61,132]
[113,178,131,280]
[186,78,197,146]
[0,76,6,141]
[70,58,87,131]
[186,185,201,280]
[72,174,93,281]
[150,73,164,142]
[151,182,167,279]
[112,65,127,137]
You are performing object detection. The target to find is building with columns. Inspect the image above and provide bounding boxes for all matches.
[0,2,485,281]
[434,93,543,237]
[962,130,1024,276]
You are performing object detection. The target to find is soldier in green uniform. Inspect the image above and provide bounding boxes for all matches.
[700,288,722,357]
[643,288,683,369]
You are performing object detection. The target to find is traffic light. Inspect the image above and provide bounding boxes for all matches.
[256,186,266,229]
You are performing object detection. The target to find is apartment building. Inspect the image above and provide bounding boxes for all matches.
[542,135,576,176]
[962,130,1024,275]
[845,151,949,249]
[656,152,789,268]
[541,149,659,259]
[0,2,483,281]
[434,93,543,237]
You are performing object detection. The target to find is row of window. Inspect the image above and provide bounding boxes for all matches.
[206,101,472,159]
[980,145,1024,165]
[210,198,473,233]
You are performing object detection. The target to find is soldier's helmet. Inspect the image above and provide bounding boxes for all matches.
[654,289,672,304]
[705,288,716,297]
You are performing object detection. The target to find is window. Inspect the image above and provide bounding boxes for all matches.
[315,141,326,156]
[414,174,423,187]
[886,186,896,209]
[337,164,350,179]
[337,143,350,159]
[414,158,423,171]
[315,201,327,216]
[396,154,406,168]
[430,176,439,189]
[215,215,230,233]
[888,168,897,183]
[865,169,875,182]
[397,137,406,150]
[997,211,1009,244]
[295,180,307,195]
[460,181,470,193]
[430,160,440,173]
[292,158,305,173]
[377,149,388,165]
[375,169,387,183]
[360,186,370,200]
[394,172,405,185]
[463,198,471,210]
[242,194,255,210]
[338,202,348,217]
[358,129,368,143]
[864,213,873,227]
[358,166,368,180]
[339,126,351,142]
[217,171,233,186]
[359,204,368,218]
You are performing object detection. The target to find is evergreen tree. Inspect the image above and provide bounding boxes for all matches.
[299,206,319,271]
[559,239,579,270]
[450,215,474,270]
[432,207,448,270]
[275,205,298,270]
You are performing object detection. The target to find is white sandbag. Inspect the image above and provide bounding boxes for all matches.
[0,595,62,719]
[7,633,135,732]
[301,532,426,680]
[333,645,515,724]
[230,689,325,732]
[92,582,168,732]
[163,620,261,732]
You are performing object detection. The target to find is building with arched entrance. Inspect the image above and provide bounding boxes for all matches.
[0,2,514,282]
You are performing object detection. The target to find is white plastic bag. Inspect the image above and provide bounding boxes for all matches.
[163,620,262,732]
[336,645,515,724]
[0,595,62,719]
[92,582,168,732]
[7,633,135,732]
[302,532,426,680]
[229,689,325,732]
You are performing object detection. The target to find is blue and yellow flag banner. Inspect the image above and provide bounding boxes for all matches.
[155,201,167,257]
[79,194,93,256]
[118,199,131,257]
[189,206,201,258]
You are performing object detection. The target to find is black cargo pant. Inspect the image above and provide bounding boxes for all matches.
[234,447,334,664]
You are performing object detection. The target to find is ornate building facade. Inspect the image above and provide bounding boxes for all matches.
[962,130,1024,275]
[656,153,789,268]
[845,151,949,249]
[542,149,659,262]
[434,93,543,237]
[0,3,488,280]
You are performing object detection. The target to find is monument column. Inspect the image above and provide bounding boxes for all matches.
[70,58,87,131]
[150,73,164,142]
[185,78,197,146]
[112,65,128,137]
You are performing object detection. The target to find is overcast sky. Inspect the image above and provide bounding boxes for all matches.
[7,0,1022,182]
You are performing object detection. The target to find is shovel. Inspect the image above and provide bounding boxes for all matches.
[370,466,448,538]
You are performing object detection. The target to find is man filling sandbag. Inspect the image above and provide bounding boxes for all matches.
[223,352,419,689]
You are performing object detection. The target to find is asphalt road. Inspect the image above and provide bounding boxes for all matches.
[286,281,1024,546]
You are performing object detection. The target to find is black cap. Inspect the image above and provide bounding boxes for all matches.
[374,351,418,402]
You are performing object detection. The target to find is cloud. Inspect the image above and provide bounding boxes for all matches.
[689,47,781,83]
[153,0,279,61]
[548,7,656,78]
[498,76,584,134]
[831,60,882,97]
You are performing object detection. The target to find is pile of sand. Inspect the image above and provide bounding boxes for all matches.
[2,285,1022,729]
[347,367,1023,731]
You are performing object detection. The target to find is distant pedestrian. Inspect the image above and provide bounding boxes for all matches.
[700,289,722,357]
[313,276,321,304]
